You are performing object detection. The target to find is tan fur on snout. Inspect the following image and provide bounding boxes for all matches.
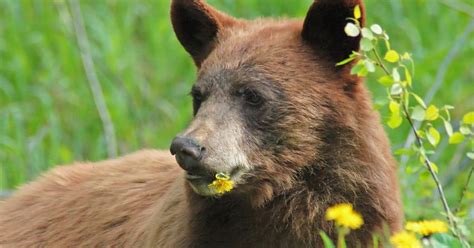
[182,101,252,173]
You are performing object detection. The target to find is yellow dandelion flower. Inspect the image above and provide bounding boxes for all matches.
[325,203,364,229]
[390,231,422,248]
[405,220,448,236]
[208,173,234,194]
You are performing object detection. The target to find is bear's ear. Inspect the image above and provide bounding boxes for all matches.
[171,0,236,67]
[302,0,365,64]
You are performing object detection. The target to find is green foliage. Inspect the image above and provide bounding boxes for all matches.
[342,4,473,247]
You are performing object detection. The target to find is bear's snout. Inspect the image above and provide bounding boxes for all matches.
[170,136,206,173]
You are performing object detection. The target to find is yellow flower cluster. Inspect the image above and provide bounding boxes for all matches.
[390,231,422,248]
[325,203,364,230]
[405,220,448,236]
[208,173,234,194]
[390,219,448,248]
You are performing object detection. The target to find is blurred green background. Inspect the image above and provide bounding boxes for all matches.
[0,0,473,230]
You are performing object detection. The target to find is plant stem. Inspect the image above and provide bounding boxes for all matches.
[69,0,118,158]
[337,228,348,248]
[402,94,469,247]
[401,104,455,228]
[372,50,390,75]
[370,50,467,244]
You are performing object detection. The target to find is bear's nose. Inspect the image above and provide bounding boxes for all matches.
[170,136,205,172]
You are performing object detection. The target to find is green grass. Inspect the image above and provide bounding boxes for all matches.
[0,0,473,234]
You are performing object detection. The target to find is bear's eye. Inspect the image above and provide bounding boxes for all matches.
[240,88,264,107]
[191,87,204,115]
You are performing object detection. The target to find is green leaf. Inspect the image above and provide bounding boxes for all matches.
[444,107,452,121]
[389,101,400,114]
[410,92,427,108]
[427,127,441,146]
[361,28,374,40]
[344,23,360,37]
[459,126,472,135]
[384,50,399,63]
[364,60,375,72]
[360,38,374,51]
[357,66,368,77]
[402,92,409,110]
[387,113,402,129]
[377,75,394,86]
[370,24,383,35]
[463,112,474,125]
[417,130,426,139]
[467,152,474,160]
[449,132,465,144]
[443,119,453,136]
[404,67,412,87]
[444,105,455,110]
[319,231,335,248]
[425,105,439,121]
[392,68,401,82]
[401,52,412,60]
[354,5,361,19]
[350,61,364,75]
[390,83,402,96]
[430,162,439,174]
[411,106,425,121]
[372,235,380,248]
[336,56,357,66]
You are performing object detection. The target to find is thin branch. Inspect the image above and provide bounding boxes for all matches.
[401,103,470,246]
[370,50,463,241]
[69,0,117,158]
[372,49,390,75]
[401,104,455,228]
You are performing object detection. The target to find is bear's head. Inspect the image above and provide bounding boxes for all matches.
[169,0,367,206]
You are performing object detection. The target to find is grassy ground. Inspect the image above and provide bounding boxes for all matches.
[0,0,473,233]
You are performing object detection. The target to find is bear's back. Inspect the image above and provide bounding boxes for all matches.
[0,150,180,247]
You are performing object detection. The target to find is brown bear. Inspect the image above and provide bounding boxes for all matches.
[0,0,403,247]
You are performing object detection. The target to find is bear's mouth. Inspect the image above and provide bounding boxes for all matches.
[184,167,246,196]
[185,172,208,181]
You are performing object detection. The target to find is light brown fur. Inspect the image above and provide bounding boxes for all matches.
[0,150,181,247]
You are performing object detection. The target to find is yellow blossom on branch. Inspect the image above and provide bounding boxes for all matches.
[208,173,234,194]
[325,203,364,230]
[390,231,422,248]
[405,220,448,237]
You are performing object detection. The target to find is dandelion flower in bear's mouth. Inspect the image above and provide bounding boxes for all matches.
[208,173,234,194]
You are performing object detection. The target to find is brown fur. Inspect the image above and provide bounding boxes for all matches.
[0,150,181,247]
[0,1,403,247]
